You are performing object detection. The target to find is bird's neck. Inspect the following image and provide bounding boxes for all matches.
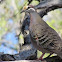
[29,12,43,25]
[29,12,39,24]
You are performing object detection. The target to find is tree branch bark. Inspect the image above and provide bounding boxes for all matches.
[34,0,62,17]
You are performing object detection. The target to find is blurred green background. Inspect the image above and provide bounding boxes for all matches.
[0,0,62,59]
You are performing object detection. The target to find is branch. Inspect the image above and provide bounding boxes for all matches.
[34,0,62,17]
[0,44,37,61]
[0,0,5,3]
[0,60,46,62]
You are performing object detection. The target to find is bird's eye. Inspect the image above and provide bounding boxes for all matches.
[27,6,31,10]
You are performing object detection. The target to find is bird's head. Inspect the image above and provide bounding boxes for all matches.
[21,5,36,13]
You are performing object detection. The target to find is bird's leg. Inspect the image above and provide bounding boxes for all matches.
[38,53,45,60]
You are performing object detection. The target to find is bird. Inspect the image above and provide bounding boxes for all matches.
[21,5,62,59]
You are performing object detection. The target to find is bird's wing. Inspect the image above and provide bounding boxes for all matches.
[36,26,62,53]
